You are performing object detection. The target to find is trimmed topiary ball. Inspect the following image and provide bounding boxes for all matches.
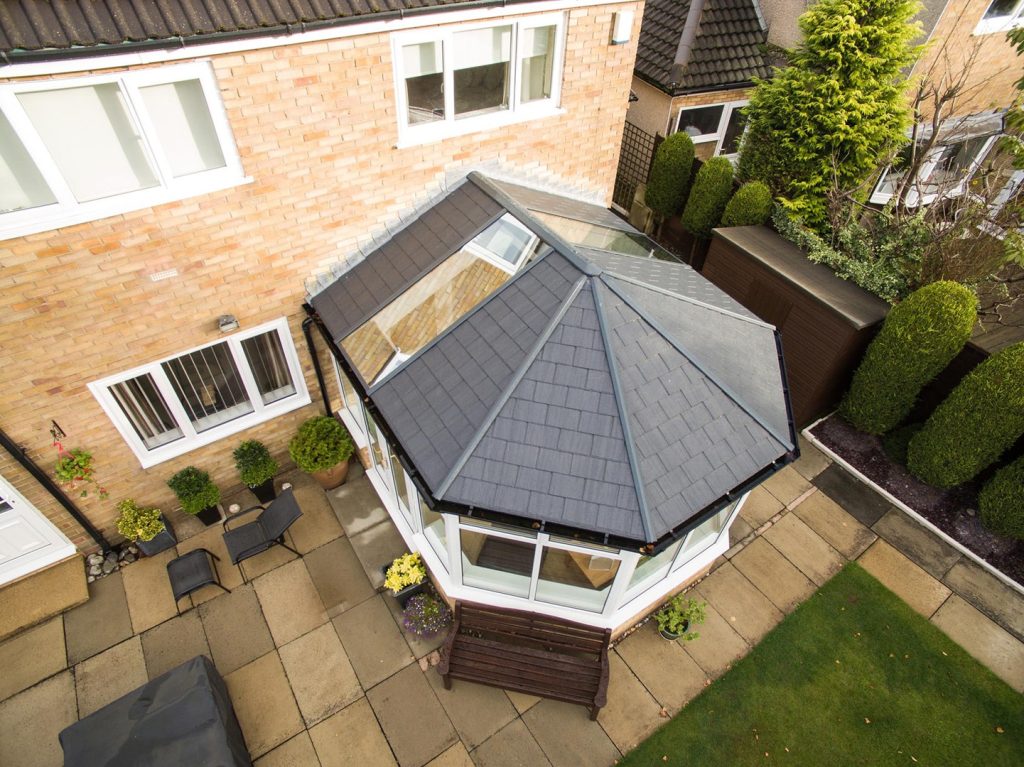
[978,455,1024,539]
[645,132,696,218]
[681,156,735,239]
[720,181,773,227]
[839,281,977,436]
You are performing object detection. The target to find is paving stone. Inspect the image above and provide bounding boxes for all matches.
[811,464,891,527]
[329,473,391,537]
[304,536,376,618]
[858,540,952,618]
[694,562,783,644]
[426,670,517,749]
[236,540,299,582]
[367,663,458,767]
[64,571,134,664]
[349,520,410,589]
[791,490,877,559]
[0,617,66,701]
[762,512,844,586]
[140,609,211,679]
[521,698,620,767]
[943,559,1024,641]
[0,670,77,767]
[504,691,541,714]
[254,731,321,767]
[679,596,750,679]
[75,636,147,717]
[279,622,362,726]
[121,547,180,634]
[310,697,397,767]
[173,524,245,604]
[333,595,414,689]
[471,718,551,767]
[738,486,784,528]
[761,465,813,507]
[931,595,1024,693]
[793,435,831,480]
[428,742,475,767]
[254,558,327,646]
[199,583,275,675]
[596,652,664,752]
[730,537,816,613]
[290,476,346,553]
[728,514,753,549]
[225,651,304,759]
[614,621,708,712]
[871,508,961,579]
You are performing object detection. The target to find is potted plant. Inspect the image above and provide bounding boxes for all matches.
[54,447,108,499]
[114,498,177,556]
[383,552,428,608]
[234,439,279,504]
[288,416,355,489]
[401,593,452,637]
[654,595,706,641]
[167,466,221,526]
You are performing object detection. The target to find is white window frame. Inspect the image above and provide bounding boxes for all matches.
[463,214,540,274]
[674,100,748,158]
[89,318,309,468]
[0,61,248,240]
[975,0,1024,35]
[392,13,566,147]
[870,134,998,206]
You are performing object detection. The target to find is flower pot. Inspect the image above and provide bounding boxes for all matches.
[136,513,177,557]
[311,459,349,490]
[195,505,222,526]
[381,565,427,609]
[250,478,277,505]
[659,620,689,641]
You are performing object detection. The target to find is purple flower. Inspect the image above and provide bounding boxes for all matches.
[402,594,452,637]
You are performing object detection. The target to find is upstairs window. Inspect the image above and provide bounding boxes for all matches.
[0,62,244,239]
[675,101,747,160]
[871,134,997,206]
[976,0,1024,34]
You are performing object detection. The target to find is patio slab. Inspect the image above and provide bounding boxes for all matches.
[254,731,321,767]
[309,698,397,767]
[427,742,475,767]
[857,540,951,618]
[471,719,551,767]
[791,490,877,559]
[521,698,620,767]
[199,583,275,675]
[942,559,1024,641]
[679,597,749,679]
[303,536,376,618]
[74,636,147,717]
[172,523,245,604]
[333,595,414,689]
[811,464,891,527]
[0,616,66,702]
[279,622,362,727]
[761,512,844,586]
[225,651,305,759]
[737,486,783,528]
[931,595,1024,693]
[290,477,345,554]
[236,542,298,583]
[614,621,707,712]
[730,537,816,613]
[254,558,327,646]
[0,554,87,642]
[504,691,541,714]
[426,671,518,750]
[596,652,664,752]
[64,571,133,664]
[366,663,458,767]
[760,465,813,507]
[0,670,77,767]
[121,547,180,634]
[349,519,410,589]
[329,472,391,538]
[140,610,211,679]
[871,508,962,579]
[695,562,783,644]
[793,435,831,480]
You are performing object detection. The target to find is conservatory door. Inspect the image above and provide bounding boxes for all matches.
[0,474,76,585]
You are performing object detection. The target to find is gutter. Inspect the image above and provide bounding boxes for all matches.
[633,69,760,99]
[301,317,333,417]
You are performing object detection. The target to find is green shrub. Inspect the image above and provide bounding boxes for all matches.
[645,132,696,218]
[233,439,278,487]
[167,467,220,515]
[114,499,164,542]
[907,342,1024,488]
[839,282,977,435]
[681,157,735,239]
[978,455,1024,539]
[881,424,921,465]
[289,416,355,473]
[720,181,773,227]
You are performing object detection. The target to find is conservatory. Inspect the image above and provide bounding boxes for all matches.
[309,172,796,631]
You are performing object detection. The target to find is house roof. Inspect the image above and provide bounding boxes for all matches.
[635,0,772,95]
[311,172,795,547]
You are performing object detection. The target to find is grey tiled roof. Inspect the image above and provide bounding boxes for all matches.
[492,180,635,232]
[635,0,772,94]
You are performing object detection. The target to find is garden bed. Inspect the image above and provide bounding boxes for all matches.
[809,414,1023,587]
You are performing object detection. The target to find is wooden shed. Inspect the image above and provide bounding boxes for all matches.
[701,226,890,428]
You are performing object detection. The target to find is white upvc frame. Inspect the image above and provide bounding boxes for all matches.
[975,0,1024,35]
[89,317,310,468]
[870,134,998,206]
[391,13,567,147]
[0,61,248,240]
[0,474,77,586]
[462,214,540,274]
[674,100,748,158]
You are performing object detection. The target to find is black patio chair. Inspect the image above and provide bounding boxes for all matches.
[166,548,230,614]
[222,487,303,582]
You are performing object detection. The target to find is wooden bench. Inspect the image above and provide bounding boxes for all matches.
[438,601,611,720]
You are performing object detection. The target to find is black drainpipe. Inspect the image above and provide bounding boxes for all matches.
[0,427,112,553]
[302,316,333,416]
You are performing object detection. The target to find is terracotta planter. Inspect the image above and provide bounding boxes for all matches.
[250,478,277,505]
[195,505,222,526]
[311,459,349,490]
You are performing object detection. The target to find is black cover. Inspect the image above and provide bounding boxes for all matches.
[59,655,252,767]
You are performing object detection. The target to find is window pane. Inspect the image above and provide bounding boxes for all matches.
[0,111,57,213]
[520,26,555,103]
[627,540,682,593]
[675,505,734,569]
[453,26,511,118]
[403,41,445,124]
[720,108,747,155]
[470,214,537,266]
[532,212,653,257]
[139,79,226,177]
[535,546,620,612]
[420,495,449,567]
[677,105,724,139]
[241,330,296,405]
[460,527,533,597]
[984,0,1019,19]
[108,373,183,450]
[162,343,253,432]
[18,83,159,202]
[926,136,991,192]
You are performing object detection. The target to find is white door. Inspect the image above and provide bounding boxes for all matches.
[0,474,76,585]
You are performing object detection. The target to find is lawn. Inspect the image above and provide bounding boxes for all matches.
[620,563,1023,766]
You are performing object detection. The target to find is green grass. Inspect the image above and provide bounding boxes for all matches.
[620,564,1023,767]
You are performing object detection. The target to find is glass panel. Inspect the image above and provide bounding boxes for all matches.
[719,108,746,156]
[139,79,226,177]
[366,416,389,482]
[531,211,653,257]
[241,330,296,405]
[0,111,57,213]
[627,540,683,593]
[460,526,534,598]
[924,136,991,193]
[677,105,724,139]
[534,545,620,612]
[453,26,512,118]
[162,342,254,432]
[108,373,183,449]
[520,26,555,103]
[674,504,734,570]
[468,214,539,267]
[874,144,913,199]
[403,41,445,124]
[984,0,1019,19]
[18,83,159,202]
[388,445,414,525]
[420,495,449,567]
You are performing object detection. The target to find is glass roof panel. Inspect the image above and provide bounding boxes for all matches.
[531,211,653,258]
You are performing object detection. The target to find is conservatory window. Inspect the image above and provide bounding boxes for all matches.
[420,495,449,568]
[534,540,621,613]
[460,524,535,598]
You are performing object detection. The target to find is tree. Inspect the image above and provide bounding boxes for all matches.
[681,157,734,239]
[721,181,773,227]
[737,0,921,232]
[645,132,696,220]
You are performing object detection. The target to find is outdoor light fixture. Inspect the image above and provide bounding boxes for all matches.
[217,314,240,333]
[611,10,633,45]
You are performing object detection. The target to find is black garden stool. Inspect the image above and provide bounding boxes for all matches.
[166,548,230,614]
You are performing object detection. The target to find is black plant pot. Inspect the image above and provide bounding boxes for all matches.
[136,513,177,557]
[195,505,222,526]
[381,565,427,609]
[250,478,277,505]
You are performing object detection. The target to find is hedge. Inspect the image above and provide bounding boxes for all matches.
[907,342,1024,488]
[839,281,977,435]
[681,156,735,239]
[720,181,773,227]
[645,132,695,218]
[978,455,1024,539]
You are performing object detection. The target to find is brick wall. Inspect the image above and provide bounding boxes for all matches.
[0,3,643,550]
